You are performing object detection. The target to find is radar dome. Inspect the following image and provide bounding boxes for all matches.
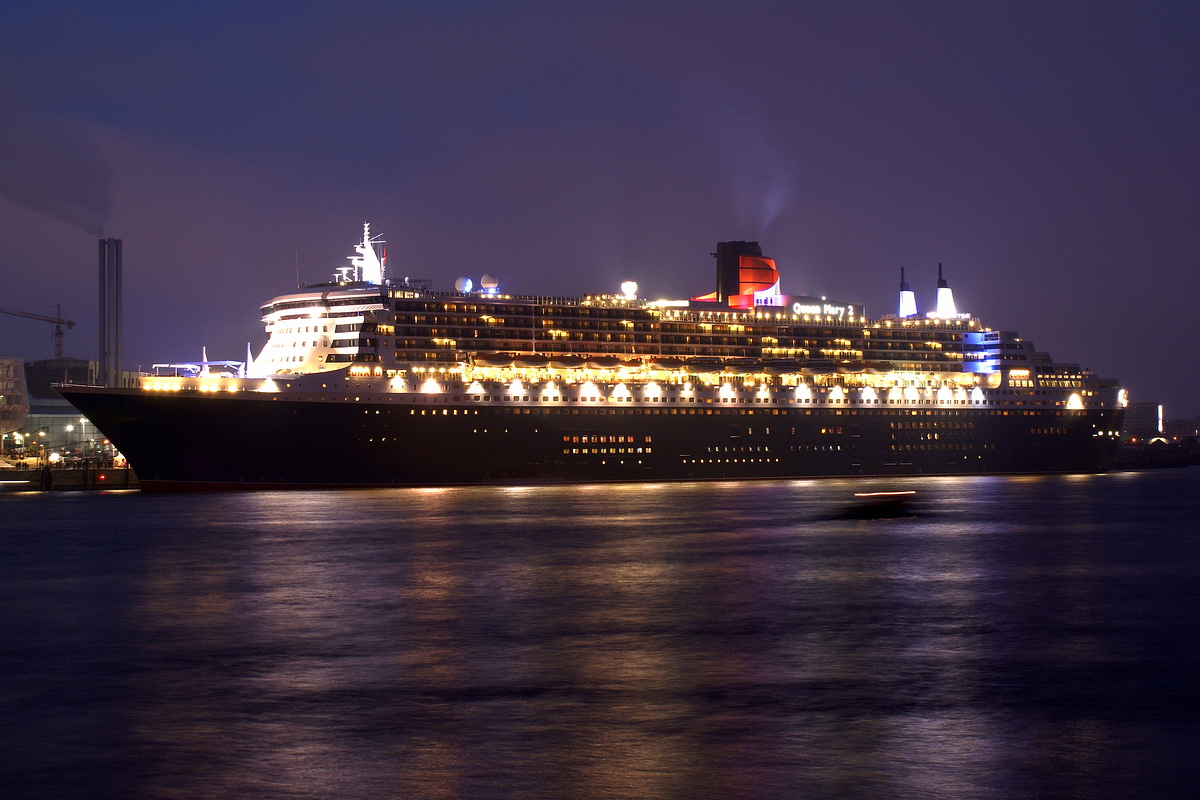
[480,274,499,290]
[454,277,473,293]
[620,280,638,298]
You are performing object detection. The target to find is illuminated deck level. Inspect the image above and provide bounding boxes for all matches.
[138,364,1125,416]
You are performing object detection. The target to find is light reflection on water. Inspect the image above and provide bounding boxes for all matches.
[2,470,1199,798]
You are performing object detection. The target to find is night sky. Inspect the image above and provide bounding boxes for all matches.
[2,2,1197,415]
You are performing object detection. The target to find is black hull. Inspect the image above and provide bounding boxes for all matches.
[59,387,1123,491]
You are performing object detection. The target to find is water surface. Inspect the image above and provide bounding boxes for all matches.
[3,470,1198,798]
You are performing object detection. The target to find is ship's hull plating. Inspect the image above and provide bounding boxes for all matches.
[60,387,1122,491]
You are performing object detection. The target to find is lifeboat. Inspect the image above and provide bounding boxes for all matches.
[685,357,723,374]
[473,353,513,368]
[863,361,894,374]
[619,358,643,369]
[723,357,762,374]
[801,359,837,375]
[648,357,685,371]
[512,354,550,368]
[762,358,802,375]
[549,355,585,369]
[836,360,867,374]
[584,356,622,370]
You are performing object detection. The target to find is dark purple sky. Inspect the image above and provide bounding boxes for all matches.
[2,1,1198,414]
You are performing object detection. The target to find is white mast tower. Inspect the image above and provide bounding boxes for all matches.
[347,222,385,284]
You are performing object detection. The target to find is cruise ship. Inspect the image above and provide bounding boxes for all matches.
[59,225,1126,490]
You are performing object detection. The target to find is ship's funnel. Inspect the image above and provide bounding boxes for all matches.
[715,241,761,303]
[693,241,781,308]
[898,266,917,318]
[934,263,957,318]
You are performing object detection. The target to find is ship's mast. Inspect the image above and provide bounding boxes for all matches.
[347,222,385,284]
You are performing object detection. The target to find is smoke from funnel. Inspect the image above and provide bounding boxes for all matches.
[725,135,795,234]
[698,98,797,235]
[0,102,112,236]
[748,171,793,233]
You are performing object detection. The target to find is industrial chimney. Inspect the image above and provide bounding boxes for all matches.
[98,238,122,387]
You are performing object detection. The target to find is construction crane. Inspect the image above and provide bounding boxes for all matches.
[0,304,76,359]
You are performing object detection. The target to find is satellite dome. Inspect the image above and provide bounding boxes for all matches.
[480,273,499,289]
[454,277,473,293]
[620,280,638,298]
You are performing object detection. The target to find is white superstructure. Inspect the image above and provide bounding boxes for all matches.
[249,225,389,377]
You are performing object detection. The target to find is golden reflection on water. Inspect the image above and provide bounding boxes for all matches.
[117,474,1159,798]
